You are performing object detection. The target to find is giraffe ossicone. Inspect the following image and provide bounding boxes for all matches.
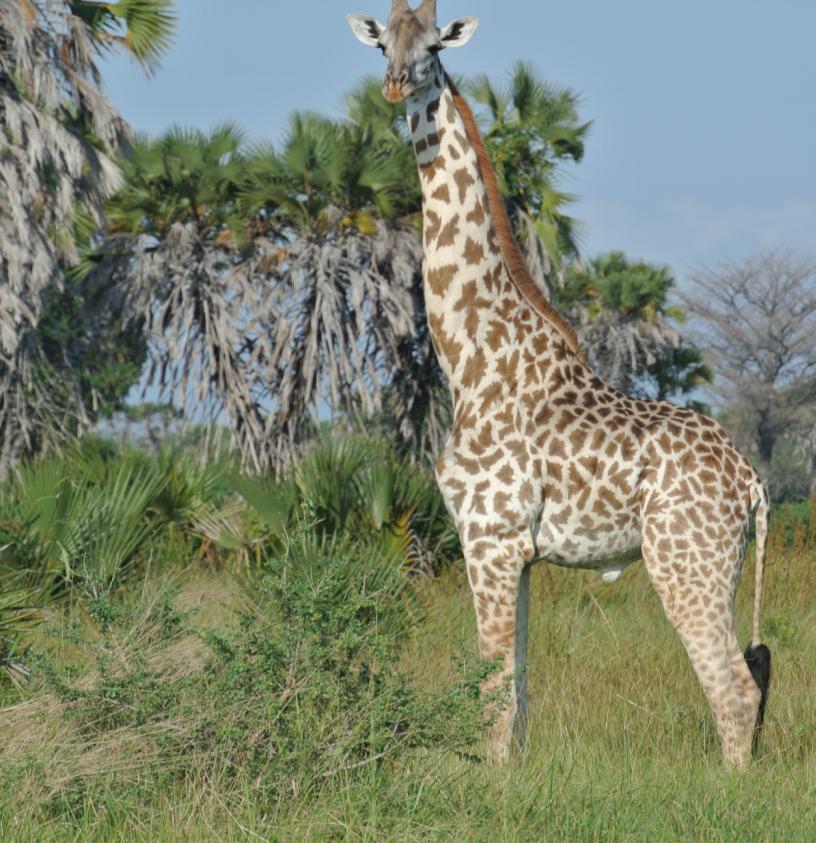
[347,1,772,769]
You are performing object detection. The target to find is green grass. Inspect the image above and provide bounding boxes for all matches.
[2,542,815,841]
[1,443,814,841]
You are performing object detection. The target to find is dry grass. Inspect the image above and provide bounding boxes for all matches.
[0,572,246,816]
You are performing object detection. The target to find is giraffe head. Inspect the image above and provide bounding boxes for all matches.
[348,1,479,103]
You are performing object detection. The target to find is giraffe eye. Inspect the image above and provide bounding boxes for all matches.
[428,44,441,55]
[377,43,387,55]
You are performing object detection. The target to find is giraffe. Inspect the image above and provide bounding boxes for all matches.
[348,0,772,768]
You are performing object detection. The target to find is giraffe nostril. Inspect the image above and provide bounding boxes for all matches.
[398,70,410,87]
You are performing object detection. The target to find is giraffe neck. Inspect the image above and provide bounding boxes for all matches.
[406,72,582,397]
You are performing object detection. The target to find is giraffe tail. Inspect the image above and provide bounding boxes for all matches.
[744,483,771,730]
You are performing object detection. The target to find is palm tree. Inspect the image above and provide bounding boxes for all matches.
[90,104,438,473]
[466,62,590,289]
[0,0,176,475]
[98,124,276,472]
[252,89,447,468]
[557,252,712,400]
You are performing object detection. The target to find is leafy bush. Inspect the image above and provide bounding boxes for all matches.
[40,589,188,730]
[228,435,460,573]
[768,498,815,544]
[198,550,488,798]
[12,543,490,818]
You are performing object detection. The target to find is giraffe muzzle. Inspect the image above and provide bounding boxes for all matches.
[382,69,413,103]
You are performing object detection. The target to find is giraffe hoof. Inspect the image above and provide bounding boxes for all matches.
[485,742,511,765]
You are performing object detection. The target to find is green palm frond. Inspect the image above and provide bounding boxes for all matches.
[71,0,177,73]
[509,61,544,122]
[149,452,224,527]
[344,76,409,144]
[225,435,457,571]
[0,576,40,680]
[4,454,164,592]
[469,62,590,269]
[545,123,589,163]
[108,123,250,237]
[227,473,297,537]
[0,582,40,640]
[466,73,508,125]
[111,0,176,69]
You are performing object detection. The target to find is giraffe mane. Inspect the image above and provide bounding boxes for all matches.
[445,74,586,363]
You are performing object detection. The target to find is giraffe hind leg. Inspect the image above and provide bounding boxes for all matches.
[642,538,759,768]
[512,563,531,752]
[729,631,765,758]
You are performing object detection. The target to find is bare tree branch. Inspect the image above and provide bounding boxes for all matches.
[683,249,816,467]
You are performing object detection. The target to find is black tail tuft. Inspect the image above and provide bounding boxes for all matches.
[744,643,772,729]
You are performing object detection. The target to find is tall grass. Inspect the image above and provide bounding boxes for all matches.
[0,439,814,840]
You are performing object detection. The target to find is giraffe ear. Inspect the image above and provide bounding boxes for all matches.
[347,13,386,46]
[438,17,479,48]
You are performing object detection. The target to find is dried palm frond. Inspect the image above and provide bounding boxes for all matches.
[566,305,681,394]
[263,220,434,469]
[0,0,176,476]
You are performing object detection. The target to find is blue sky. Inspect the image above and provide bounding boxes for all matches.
[101,0,816,282]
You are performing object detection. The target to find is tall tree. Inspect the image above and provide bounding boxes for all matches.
[684,250,816,486]
[99,124,274,469]
[558,252,712,401]
[94,110,436,472]
[0,0,176,473]
[260,85,446,466]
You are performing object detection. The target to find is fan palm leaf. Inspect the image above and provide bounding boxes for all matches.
[71,0,176,73]
[0,452,164,593]
[466,62,590,278]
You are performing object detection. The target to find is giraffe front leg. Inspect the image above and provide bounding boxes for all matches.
[464,534,533,764]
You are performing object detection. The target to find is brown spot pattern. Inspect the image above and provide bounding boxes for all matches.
[401,66,768,771]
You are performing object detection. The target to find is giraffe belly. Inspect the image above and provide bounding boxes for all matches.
[532,507,642,573]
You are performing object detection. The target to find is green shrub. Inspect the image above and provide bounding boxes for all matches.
[15,544,490,819]
[197,551,490,800]
[228,434,460,573]
[40,591,186,732]
[769,498,815,544]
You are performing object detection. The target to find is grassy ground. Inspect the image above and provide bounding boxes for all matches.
[1,517,815,841]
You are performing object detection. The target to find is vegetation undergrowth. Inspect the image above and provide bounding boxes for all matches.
[0,439,814,841]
